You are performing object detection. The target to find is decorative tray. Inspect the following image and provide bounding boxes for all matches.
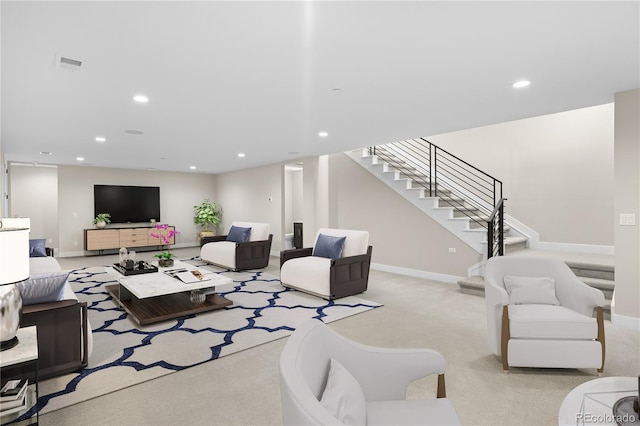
[112,262,158,276]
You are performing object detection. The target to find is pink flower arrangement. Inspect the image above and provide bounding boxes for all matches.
[150,223,178,245]
[150,224,179,260]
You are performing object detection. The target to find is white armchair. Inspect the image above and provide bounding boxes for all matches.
[280,228,372,300]
[200,222,272,271]
[279,319,461,425]
[485,256,606,374]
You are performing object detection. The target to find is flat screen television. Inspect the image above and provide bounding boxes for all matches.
[94,185,160,224]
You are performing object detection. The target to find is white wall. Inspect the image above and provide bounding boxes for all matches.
[9,163,59,245]
[329,153,481,278]
[613,89,640,325]
[5,101,630,294]
[283,167,303,235]
[428,104,615,247]
[214,162,283,251]
[56,165,216,256]
[1,152,6,218]
[291,169,303,224]
[300,156,330,247]
[213,154,480,279]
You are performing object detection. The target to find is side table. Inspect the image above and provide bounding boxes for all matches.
[0,326,39,425]
[559,377,638,426]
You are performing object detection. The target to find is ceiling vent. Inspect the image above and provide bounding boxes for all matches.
[56,55,83,71]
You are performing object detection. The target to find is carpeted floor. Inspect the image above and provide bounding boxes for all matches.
[39,248,640,426]
[35,260,380,416]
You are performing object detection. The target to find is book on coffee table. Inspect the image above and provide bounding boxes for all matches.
[1,379,27,402]
[0,392,27,412]
[0,379,28,412]
[163,268,213,284]
[175,270,212,283]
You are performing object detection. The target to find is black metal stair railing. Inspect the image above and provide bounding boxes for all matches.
[487,198,507,259]
[369,139,505,256]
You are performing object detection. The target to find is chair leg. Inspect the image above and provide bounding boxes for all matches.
[501,305,510,373]
[596,306,605,375]
[437,374,446,398]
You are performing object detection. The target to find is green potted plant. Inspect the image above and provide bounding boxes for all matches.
[193,199,222,241]
[154,251,177,268]
[93,213,111,229]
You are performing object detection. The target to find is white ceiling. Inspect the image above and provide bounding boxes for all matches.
[2,1,638,174]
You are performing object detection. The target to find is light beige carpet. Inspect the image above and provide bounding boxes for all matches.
[39,250,640,426]
[36,264,380,415]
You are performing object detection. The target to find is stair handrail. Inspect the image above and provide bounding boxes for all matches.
[487,198,507,259]
[421,137,503,205]
[370,139,503,225]
[369,139,506,256]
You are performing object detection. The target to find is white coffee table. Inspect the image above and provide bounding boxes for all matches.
[558,377,638,426]
[107,260,234,325]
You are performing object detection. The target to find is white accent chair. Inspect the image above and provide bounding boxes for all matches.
[200,222,272,271]
[484,256,606,375]
[279,319,461,426]
[280,228,372,300]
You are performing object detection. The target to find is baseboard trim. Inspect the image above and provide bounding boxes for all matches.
[611,313,640,331]
[467,261,485,278]
[370,262,462,284]
[531,241,614,255]
[505,214,540,246]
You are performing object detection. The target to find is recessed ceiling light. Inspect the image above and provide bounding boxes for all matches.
[318,131,329,137]
[39,151,52,155]
[95,136,106,142]
[190,166,196,170]
[76,157,84,161]
[133,94,149,103]
[288,151,300,155]
[125,130,144,135]
[238,153,246,158]
[512,80,531,89]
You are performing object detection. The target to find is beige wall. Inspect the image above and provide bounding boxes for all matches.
[56,165,216,256]
[613,89,640,324]
[0,152,5,218]
[5,99,634,316]
[214,162,283,251]
[9,163,58,244]
[428,104,615,247]
[328,153,481,277]
[283,167,303,235]
[300,156,330,247]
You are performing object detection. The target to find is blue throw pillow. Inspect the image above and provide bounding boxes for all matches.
[312,234,346,259]
[29,239,47,257]
[16,272,69,305]
[226,225,252,243]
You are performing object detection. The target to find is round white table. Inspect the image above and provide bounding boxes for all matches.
[559,377,638,426]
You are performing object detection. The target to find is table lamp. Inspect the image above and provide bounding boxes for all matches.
[0,219,30,351]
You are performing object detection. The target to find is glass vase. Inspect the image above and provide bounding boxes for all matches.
[190,290,206,304]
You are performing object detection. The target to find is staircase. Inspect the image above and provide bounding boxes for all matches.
[346,140,528,256]
[347,139,614,312]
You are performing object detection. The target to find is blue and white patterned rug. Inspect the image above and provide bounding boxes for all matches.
[34,260,381,415]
